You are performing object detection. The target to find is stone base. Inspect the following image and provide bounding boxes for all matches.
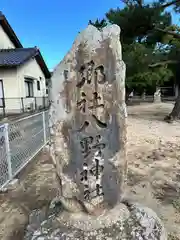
[154,95,161,103]
[24,202,167,240]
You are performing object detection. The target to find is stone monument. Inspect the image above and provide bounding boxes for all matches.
[49,24,127,214]
[24,25,167,240]
[154,87,161,103]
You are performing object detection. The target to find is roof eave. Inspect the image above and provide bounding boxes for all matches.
[0,14,23,48]
[0,48,50,79]
[0,65,17,68]
[35,50,51,79]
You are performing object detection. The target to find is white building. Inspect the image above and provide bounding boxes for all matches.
[0,11,51,114]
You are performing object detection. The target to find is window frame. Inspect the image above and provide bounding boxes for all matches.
[25,78,34,98]
[37,80,41,91]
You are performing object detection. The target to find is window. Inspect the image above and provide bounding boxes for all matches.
[25,78,34,97]
[37,80,40,90]
[46,88,48,95]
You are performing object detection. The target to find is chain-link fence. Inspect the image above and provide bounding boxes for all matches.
[0,110,50,189]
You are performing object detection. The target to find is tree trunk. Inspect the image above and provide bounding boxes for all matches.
[175,84,179,98]
[125,89,130,103]
[164,93,180,122]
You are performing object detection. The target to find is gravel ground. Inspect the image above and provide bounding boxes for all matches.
[0,102,180,240]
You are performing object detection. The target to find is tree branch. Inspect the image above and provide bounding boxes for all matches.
[155,27,180,39]
[121,0,180,8]
[160,0,180,9]
[120,0,133,7]
[149,60,178,67]
[137,0,143,7]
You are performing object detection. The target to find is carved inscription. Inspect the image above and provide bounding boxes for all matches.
[76,60,108,201]
[76,61,106,88]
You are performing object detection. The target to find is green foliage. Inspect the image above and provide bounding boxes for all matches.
[125,43,173,91]
[89,0,180,93]
[165,25,180,84]
[106,4,171,46]
[88,19,107,30]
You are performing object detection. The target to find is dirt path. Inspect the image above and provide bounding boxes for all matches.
[127,102,180,239]
[0,152,58,240]
[0,102,180,239]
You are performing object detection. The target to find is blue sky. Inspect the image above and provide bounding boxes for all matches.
[0,0,179,71]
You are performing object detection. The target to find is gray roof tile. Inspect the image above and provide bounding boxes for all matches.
[0,48,38,67]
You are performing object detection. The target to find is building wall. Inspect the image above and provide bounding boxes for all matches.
[0,25,15,49]
[17,57,47,111]
[0,57,47,113]
[0,68,22,112]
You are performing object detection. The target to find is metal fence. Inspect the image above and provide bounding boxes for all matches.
[0,110,50,189]
[127,95,176,106]
[0,97,49,118]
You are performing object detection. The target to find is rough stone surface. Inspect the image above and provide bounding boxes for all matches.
[24,203,167,240]
[49,24,127,211]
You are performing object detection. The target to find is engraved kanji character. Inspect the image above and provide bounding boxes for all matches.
[89,159,104,179]
[87,60,95,84]
[80,136,93,158]
[92,140,106,151]
[80,135,105,158]
[94,65,106,84]
[77,121,89,132]
[96,184,104,196]
[84,184,90,200]
[94,135,101,143]
[88,92,104,110]
[76,61,95,88]
[80,163,88,182]
[91,135,106,151]
[94,149,104,160]
[91,184,104,197]
[92,114,107,128]
[77,92,87,113]
[76,65,86,88]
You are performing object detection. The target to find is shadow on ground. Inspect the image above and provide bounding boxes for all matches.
[0,151,58,240]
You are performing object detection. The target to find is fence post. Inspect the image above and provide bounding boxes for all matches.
[35,97,37,111]
[2,98,5,117]
[43,96,46,109]
[21,97,24,113]
[4,123,12,180]
[42,111,47,144]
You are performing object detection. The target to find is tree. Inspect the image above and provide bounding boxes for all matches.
[148,25,180,121]
[124,43,173,94]
[89,0,180,120]
[88,19,107,30]
[89,1,173,94]
[155,26,180,121]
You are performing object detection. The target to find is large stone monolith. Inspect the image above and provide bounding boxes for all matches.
[49,24,127,212]
[24,24,167,240]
